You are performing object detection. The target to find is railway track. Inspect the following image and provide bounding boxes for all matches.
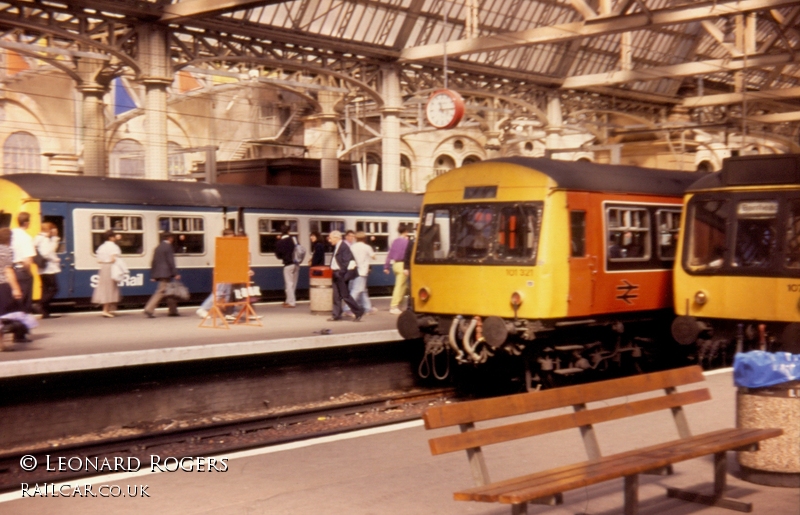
[0,387,456,493]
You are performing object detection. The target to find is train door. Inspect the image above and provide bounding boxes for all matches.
[567,192,595,316]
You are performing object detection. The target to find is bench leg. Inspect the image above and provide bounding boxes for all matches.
[624,474,639,515]
[665,452,753,513]
[511,502,527,515]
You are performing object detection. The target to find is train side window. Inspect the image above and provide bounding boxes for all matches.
[454,207,494,259]
[606,206,650,262]
[496,205,539,260]
[734,201,778,268]
[570,211,586,257]
[258,218,298,254]
[785,200,800,268]
[0,213,10,228]
[687,199,730,269]
[416,209,450,261]
[656,209,681,260]
[356,221,389,252]
[158,216,205,254]
[310,219,345,252]
[91,214,144,255]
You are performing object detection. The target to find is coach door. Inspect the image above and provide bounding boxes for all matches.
[567,192,595,316]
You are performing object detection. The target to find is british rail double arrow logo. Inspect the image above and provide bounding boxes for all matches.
[616,279,639,305]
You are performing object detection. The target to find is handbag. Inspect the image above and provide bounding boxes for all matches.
[164,280,190,300]
[110,258,129,282]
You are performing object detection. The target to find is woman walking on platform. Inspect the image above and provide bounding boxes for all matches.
[92,230,121,318]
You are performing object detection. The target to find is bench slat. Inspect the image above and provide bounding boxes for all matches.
[500,427,781,505]
[430,388,711,455]
[454,427,752,501]
[452,428,781,505]
[424,366,705,429]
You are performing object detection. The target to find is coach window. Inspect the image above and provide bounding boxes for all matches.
[454,207,494,259]
[0,213,10,228]
[656,209,681,260]
[158,216,205,254]
[91,214,144,255]
[416,209,451,261]
[496,205,540,260]
[733,201,778,268]
[310,219,345,252]
[258,219,298,254]
[686,198,730,270]
[785,200,800,268]
[570,211,586,257]
[356,221,389,252]
[606,207,650,261]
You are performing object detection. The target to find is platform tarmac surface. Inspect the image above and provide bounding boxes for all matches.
[0,369,797,515]
[0,298,402,378]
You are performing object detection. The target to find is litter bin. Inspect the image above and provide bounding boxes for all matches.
[734,351,800,487]
[309,266,332,315]
[737,382,800,487]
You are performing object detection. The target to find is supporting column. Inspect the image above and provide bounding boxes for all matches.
[317,90,340,189]
[139,25,171,180]
[78,83,107,176]
[545,93,564,153]
[484,98,502,159]
[381,66,402,192]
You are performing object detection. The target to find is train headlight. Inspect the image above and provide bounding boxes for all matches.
[418,287,431,303]
[510,291,523,308]
[694,291,708,306]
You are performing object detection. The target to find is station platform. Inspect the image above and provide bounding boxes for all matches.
[0,369,796,514]
[0,298,402,379]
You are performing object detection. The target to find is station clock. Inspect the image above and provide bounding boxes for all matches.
[425,89,465,130]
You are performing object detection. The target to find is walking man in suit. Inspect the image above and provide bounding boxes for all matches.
[144,232,180,318]
[327,230,364,322]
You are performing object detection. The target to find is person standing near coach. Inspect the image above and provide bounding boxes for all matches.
[144,232,180,318]
[384,223,410,315]
[10,212,35,314]
[274,224,299,308]
[33,222,61,319]
[327,230,363,322]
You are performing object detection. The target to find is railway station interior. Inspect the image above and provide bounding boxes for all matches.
[1,1,800,514]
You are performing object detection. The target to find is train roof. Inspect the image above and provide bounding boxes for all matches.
[489,157,700,196]
[687,153,800,191]
[0,174,421,214]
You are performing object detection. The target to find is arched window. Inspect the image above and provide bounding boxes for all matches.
[110,139,144,178]
[462,155,481,166]
[434,155,456,176]
[697,160,714,173]
[3,131,40,174]
[400,154,412,192]
[168,142,186,177]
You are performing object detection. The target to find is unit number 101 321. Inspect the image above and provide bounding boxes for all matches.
[506,268,534,277]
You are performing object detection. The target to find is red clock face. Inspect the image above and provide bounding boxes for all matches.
[425,89,465,129]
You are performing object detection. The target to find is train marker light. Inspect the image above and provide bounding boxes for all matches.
[418,287,431,303]
[510,292,522,307]
[694,291,708,306]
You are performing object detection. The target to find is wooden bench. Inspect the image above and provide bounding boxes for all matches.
[423,366,782,515]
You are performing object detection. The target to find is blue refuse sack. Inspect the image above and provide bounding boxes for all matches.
[733,350,800,388]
